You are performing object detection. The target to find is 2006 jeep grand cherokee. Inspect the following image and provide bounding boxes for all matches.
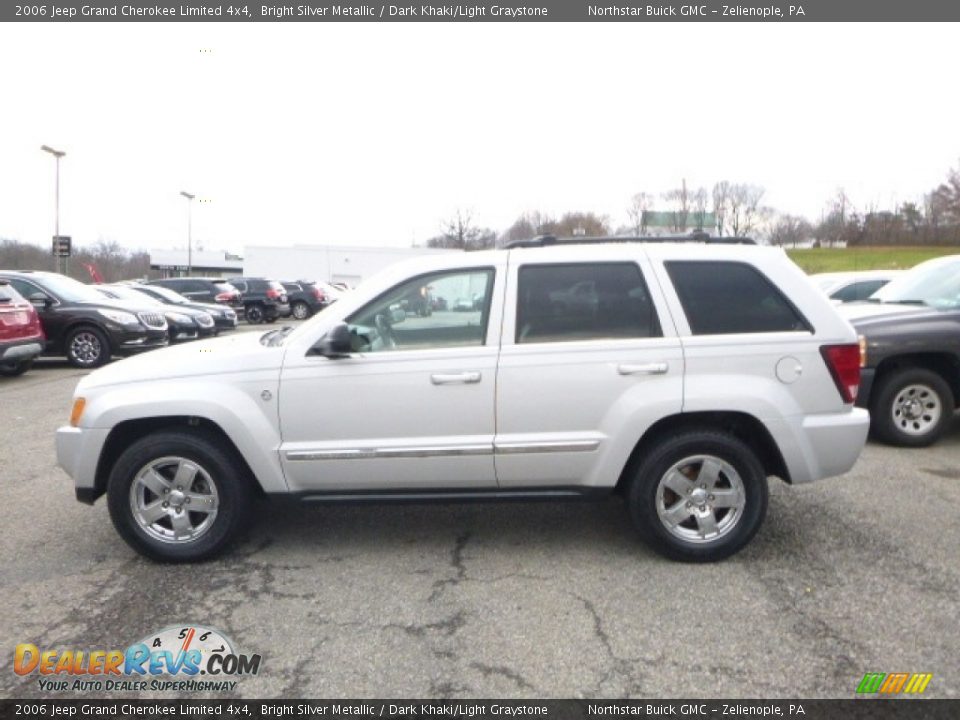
[57,238,869,563]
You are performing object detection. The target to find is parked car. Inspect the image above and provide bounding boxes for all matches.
[840,255,960,447]
[57,237,868,563]
[227,277,291,324]
[95,285,215,342]
[811,270,902,303]
[0,271,168,368]
[120,283,238,333]
[0,279,45,376]
[148,277,243,312]
[282,280,332,320]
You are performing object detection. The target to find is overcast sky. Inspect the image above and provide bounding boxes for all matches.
[1,22,958,254]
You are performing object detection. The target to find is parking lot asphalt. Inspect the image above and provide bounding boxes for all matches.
[1,325,958,700]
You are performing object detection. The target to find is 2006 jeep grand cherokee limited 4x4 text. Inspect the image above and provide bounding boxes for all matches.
[56,238,869,562]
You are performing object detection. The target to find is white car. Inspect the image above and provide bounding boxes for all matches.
[811,270,902,303]
[57,240,869,563]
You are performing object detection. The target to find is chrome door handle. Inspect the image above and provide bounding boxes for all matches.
[617,362,668,376]
[430,372,482,385]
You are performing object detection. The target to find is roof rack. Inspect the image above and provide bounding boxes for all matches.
[504,232,756,249]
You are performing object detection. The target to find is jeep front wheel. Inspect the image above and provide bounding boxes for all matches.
[106,430,254,562]
[628,431,768,562]
[871,367,954,447]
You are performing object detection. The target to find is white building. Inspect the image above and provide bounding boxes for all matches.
[150,249,243,278]
[243,244,460,287]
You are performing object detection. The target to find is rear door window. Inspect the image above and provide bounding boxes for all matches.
[516,262,662,343]
[665,261,810,335]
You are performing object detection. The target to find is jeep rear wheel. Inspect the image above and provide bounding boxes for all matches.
[627,431,768,562]
[107,430,254,562]
[871,367,954,447]
[291,301,311,320]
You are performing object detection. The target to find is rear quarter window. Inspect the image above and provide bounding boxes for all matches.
[665,261,811,335]
[0,282,24,303]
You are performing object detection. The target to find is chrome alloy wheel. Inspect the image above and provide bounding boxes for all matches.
[655,455,746,544]
[70,332,102,365]
[891,383,942,437]
[129,456,220,544]
[292,302,310,320]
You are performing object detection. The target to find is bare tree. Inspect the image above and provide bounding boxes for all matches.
[725,183,765,238]
[691,187,709,231]
[767,214,814,247]
[626,192,654,235]
[663,179,691,232]
[712,181,731,236]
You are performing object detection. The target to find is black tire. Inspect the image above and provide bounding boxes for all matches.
[65,325,112,368]
[291,301,312,320]
[627,430,768,563]
[0,359,33,377]
[245,304,265,324]
[870,367,954,447]
[106,429,255,562]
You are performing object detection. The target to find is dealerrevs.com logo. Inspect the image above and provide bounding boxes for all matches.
[14,625,262,693]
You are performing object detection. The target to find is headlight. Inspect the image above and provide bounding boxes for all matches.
[166,312,192,324]
[97,309,139,326]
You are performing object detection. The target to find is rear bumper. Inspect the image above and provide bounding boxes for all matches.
[0,339,43,363]
[56,425,111,504]
[770,408,870,484]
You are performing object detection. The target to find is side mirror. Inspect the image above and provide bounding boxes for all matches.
[310,322,352,358]
[389,304,406,325]
[29,292,51,308]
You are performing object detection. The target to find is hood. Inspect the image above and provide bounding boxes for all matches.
[77,330,283,391]
[838,302,939,324]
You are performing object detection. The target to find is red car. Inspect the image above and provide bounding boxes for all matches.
[0,279,45,376]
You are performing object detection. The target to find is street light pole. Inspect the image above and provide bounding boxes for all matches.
[41,145,66,273]
[180,191,196,276]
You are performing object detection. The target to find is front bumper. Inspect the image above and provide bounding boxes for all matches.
[110,326,168,354]
[56,425,112,504]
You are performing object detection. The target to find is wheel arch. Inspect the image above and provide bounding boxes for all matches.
[93,416,265,502]
[615,411,791,492]
[872,353,960,406]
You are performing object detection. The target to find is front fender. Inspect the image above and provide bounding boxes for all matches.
[80,376,288,493]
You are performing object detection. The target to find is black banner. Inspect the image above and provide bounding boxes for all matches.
[1,700,959,720]
[4,0,960,23]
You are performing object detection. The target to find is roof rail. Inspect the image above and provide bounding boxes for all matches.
[504,232,756,249]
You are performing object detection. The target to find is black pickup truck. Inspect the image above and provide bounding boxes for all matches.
[842,255,960,447]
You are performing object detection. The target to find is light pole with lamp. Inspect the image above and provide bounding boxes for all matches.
[41,145,67,273]
[180,191,195,276]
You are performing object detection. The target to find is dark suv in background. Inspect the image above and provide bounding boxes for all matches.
[227,277,290,323]
[281,280,332,320]
[148,277,243,312]
[0,271,168,368]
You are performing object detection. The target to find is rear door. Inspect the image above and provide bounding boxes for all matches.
[494,255,684,488]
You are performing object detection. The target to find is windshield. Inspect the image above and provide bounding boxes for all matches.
[871,257,960,309]
[100,286,162,306]
[40,275,121,304]
[144,284,190,304]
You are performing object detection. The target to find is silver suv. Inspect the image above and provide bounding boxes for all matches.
[57,239,869,562]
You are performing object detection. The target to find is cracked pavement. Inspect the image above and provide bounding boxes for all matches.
[1,355,958,699]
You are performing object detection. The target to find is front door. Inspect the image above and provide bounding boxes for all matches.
[278,264,504,493]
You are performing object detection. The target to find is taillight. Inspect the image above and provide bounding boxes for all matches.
[215,292,232,303]
[820,344,861,404]
[266,289,280,299]
[313,287,325,300]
